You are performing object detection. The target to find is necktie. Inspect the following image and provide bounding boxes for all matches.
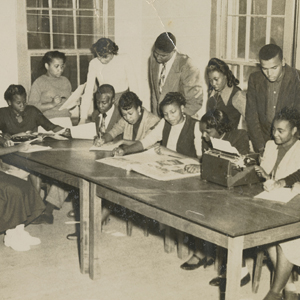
[158,63,166,94]
[99,113,107,136]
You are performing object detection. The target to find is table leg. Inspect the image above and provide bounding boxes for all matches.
[89,183,102,280]
[79,179,90,274]
[225,236,244,300]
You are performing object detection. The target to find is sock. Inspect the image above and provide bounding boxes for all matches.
[45,203,55,216]
[241,266,249,278]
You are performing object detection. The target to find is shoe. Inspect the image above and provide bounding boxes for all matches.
[263,290,284,300]
[209,272,251,287]
[67,209,75,218]
[21,231,41,246]
[31,212,54,225]
[283,290,300,300]
[4,234,30,252]
[180,255,207,270]
[204,257,214,269]
[67,232,79,240]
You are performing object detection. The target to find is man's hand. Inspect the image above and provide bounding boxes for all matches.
[112,146,125,156]
[254,166,270,180]
[94,137,105,147]
[263,179,285,192]
[184,164,200,174]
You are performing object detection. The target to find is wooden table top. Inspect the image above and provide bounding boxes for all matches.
[4,138,300,238]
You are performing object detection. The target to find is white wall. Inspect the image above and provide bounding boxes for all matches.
[0,0,18,108]
[115,0,211,113]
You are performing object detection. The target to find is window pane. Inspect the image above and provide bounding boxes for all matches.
[244,65,260,88]
[64,56,77,91]
[27,10,49,32]
[249,17,266,60]
[27,0,48,8]
[239,0,247,14]
[80,55,94,84]
[251,0,267,15]
[30,56,45,84]
[108,18,115,36]
[53,10,74,34]
[272,0,286,15]
[79,0,98,9]
[53,34,74,49]
[108,0,115,16]
[52,0,73,9]
[237,16,246,59]
[271,18,284,49]
[28,33,50,49]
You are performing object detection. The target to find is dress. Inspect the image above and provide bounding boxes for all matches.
[149,52,203,117]
[206,85,245,129]
[28,74,72,120]
[140,116,202,157]
[0,171,45,233]
[260,140,300,266]
[108,108,160,141]
[81,54,138,121]
[246,65,300,152]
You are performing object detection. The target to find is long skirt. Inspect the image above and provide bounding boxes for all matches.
[0,171,45,233]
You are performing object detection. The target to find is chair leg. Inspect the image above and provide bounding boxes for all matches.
[126,220,133,236]
[177,231,189,259]
[164,226,176,253]
[143,217,150,237]
[215,246,225,274]
[252,249,264,293]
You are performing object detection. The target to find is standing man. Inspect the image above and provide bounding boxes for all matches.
[149,32,203,117]
[246,44,300,154]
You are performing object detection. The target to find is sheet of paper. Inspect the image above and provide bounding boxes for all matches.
[70,123,96,140]
[254,188,299,203]
[59,83,86,111]
[19,145,52,153]
[210,137,240,155]
[89,140,124,151]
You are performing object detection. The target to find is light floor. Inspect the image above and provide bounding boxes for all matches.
[1,201,298,300]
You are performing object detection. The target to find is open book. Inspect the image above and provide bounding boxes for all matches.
[254,188,299,203]
[97,148,200,181]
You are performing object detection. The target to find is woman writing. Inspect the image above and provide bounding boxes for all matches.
[80,38,138,123]
[206,58,245,129]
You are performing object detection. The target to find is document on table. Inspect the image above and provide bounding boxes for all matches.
[59,83,86,111]
[97,148,200,181]
[210,137,240,156]
[89,140,124,151]
[70,123,96,140]
[254,188,299,203]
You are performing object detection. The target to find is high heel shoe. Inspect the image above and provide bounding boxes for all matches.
[180,255,207,271]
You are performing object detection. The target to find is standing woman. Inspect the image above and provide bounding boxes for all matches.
[80,38,139,123]
[206,58,246,129]
[28,51,73,128]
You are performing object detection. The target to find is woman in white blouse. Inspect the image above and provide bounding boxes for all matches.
[80,38,138,123]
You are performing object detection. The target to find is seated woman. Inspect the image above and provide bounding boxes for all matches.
[94,91,160,147]
[206,58,246,129]
[0,84,70,225]
[112,92,201,159]
[0,142,45,251]
[254,107,300,300]
[181,109,250,279]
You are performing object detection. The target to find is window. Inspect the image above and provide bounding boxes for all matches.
[212,0,296,89]
[17,0,115,91]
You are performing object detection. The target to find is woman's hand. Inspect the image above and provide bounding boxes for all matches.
[112,146,125,156]
[254,166,270,180]
[52,96,62,106]
[184,164,200,174]
[202,132,211,142]
[16,142,30,152]
[94,137,105,147]
[263,179,285,192]
[3,140,14,147]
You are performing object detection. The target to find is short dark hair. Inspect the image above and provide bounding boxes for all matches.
[4,84,27,102]
[96,84,115,99]
[43,51,67,65]
[92,38,119,57]
[259,44,283,61]
[118,91,142,111]
[206,58,239,89]
[154,32,176,53]
[200,109,232,135]
[273,107,300,131]
[159,92,186,116]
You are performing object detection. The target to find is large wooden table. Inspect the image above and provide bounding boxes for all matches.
[3,139,300,300]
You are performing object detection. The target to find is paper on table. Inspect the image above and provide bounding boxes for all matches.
[89,140,124,151]
[254,188,299,203]
[59,83,86,111]
[210,137,240,156]
[19,145,52,153]
[70,123,96,140]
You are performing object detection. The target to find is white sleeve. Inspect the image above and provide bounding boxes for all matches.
[140,119,165,149]
[194,124,202,157]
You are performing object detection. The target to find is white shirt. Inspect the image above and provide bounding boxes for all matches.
[140,118,202,156]
[98,106,114,131]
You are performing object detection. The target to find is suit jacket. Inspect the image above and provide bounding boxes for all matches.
[149,52,203,117]
[91,105,121,137]
[246,65,300,153]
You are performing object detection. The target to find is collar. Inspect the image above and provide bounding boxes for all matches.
[99,104,114,120]
[210,85,233,103]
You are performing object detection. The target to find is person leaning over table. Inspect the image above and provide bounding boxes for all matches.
[79,37,139,123]
[94,91,160,148]
[206,58,246,129]
[181,109,251,287]
[0,84,71,225]
[0,142,45,252]
[112,92,202,159]
[253,107,300,300]
[246,44,300,154]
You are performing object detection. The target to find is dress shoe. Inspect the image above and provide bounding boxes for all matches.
[31,212,54,225]
[180,255,207,271]
[67,232,79,240]
[67,209,75,218]
[209,272,251,287]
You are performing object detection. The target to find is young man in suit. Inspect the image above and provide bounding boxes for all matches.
[246,44,300,154]
[149,32,203,117]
